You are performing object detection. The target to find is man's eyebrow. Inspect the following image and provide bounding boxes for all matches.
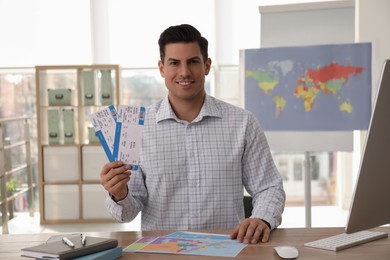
[166,56,201,62]
[188,56,201,61]
[166,57,179,62]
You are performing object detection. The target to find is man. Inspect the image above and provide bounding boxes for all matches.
[100,24,285,244]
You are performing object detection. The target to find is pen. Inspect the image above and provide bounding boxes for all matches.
[81,233,86,245]
[62,236,75,248]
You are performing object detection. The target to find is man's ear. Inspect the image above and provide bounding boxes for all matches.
[205,58,212,75]
[158,60,165,77]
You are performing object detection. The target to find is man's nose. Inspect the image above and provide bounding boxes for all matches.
[178,64,191,76]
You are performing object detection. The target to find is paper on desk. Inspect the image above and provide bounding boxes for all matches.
[124,231,247,257]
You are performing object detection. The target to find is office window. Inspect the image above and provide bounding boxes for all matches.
[0,69,39,218]
[108,0,215,68]
[293,160,303,181]
[273,152,337,207]
[121,69,167,107]
[0,69,36,118]
[0,0,91,66]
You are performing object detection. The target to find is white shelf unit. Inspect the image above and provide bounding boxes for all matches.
[35,65,121,224]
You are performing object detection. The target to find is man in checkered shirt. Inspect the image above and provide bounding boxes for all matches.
[100,24,285,244]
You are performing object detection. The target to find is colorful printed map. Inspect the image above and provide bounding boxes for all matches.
[243,43,372,131]
[124,231,247,257]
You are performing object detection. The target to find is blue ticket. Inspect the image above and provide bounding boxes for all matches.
[113,105,146,170]
[89,105,117,162]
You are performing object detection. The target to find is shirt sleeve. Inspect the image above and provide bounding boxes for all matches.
[242,113,286,230]
[105,169,147,223]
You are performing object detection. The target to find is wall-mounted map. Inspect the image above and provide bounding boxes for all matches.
[243,43,371,131]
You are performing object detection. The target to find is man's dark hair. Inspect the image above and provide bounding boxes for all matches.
[158,24,209,63]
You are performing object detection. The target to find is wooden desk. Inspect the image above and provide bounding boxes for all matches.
[1,227,390,259]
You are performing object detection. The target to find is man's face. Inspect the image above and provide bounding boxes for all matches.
[158,42,211,103]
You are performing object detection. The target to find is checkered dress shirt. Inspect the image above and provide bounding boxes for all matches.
[106,95,285,230]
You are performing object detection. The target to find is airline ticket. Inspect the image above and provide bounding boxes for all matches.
[113,105,146,170]
[89,105,117,162]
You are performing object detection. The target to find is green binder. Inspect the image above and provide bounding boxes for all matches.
[47,109,60,144]
[88,126,99,144]
[100,70,112,105]
[48,89,72,106]
[83,70,95,105]
[62,108,75,143]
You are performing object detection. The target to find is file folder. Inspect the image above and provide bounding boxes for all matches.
[48,89,72,106]
[88,126,99,144]
[100,70,112,105]
[62,108,75,143]
[83,70,96,105]
[47,109,61,144]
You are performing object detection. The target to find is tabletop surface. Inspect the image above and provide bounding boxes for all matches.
[1,227,390,259]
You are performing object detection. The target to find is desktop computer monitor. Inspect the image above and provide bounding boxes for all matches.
[345,59,390,234]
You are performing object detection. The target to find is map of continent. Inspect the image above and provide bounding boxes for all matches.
[124,231,247,257]
[294,63,363,112]
[243,43,371,131]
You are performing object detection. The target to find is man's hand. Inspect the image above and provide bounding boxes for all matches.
[230,218,271,244]
[100,161,131,202]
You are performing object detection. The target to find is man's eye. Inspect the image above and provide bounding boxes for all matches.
[169,61,178,66]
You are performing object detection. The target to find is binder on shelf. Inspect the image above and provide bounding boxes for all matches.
[88,126,99,144]
[48,89,72,106]
[47,109,61,144]
[62,108,75,143]
[83,70,96,106]
[100,70,112,105]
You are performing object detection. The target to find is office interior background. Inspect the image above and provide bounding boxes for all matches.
[1,0,389,234]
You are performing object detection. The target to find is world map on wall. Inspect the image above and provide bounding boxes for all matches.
[243,43,372,131]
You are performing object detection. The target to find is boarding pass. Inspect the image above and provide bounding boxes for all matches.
[89,105,145,169]
[89,105,117,162]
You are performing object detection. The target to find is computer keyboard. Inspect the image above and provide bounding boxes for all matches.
[304,230,388,251]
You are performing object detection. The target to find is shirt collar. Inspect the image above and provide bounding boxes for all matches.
[155,95,222,123]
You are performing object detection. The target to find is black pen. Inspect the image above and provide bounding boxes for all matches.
[81,233,86,245]
[62,237,75,248]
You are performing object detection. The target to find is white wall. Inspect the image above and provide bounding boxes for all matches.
[356,0,390,103]
[351,0,390,202]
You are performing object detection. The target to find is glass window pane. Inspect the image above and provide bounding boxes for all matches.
[121,68,167,107]
[108,0,215,67]
[273,151,338,207]
[0,0,91,66]
[0,69,36,118]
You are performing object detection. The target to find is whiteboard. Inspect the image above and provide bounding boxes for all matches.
[257,0,356,151]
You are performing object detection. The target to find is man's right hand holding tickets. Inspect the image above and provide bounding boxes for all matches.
[100,161,131,202]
